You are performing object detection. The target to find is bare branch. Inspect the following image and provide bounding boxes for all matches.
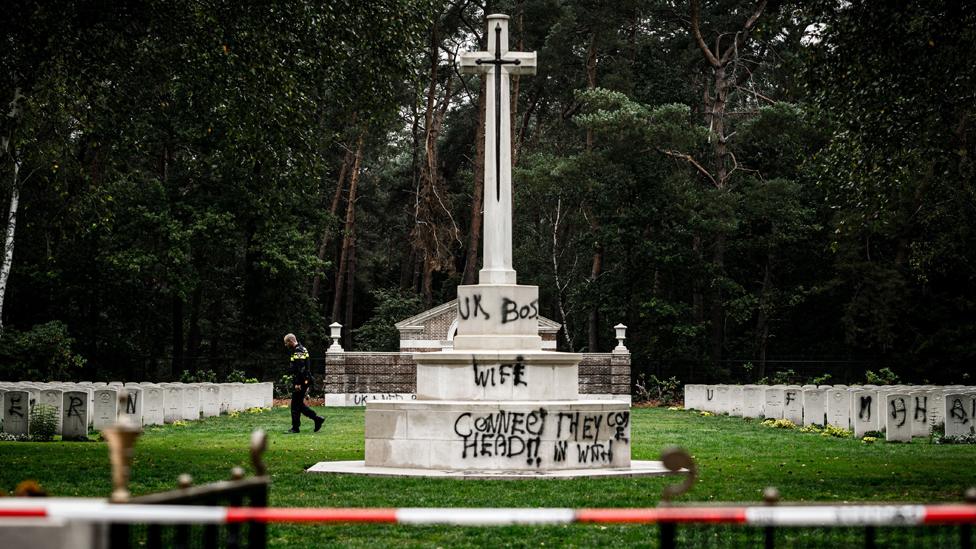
[690,0,721,68]
[720,0,768,65]
[661,148,718,187]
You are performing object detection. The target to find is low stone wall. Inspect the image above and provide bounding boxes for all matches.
[324,351,631,406]
[684,383,976,442]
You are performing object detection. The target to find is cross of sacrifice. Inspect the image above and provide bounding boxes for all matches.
[459,14,536,285]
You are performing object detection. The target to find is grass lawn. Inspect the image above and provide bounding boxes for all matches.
[2,406,974,547]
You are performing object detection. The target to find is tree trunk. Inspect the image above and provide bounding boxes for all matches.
[462,77,487,285]
[171,295,184,377]
[332,131,365,322]
[0,157,21,335]
[311,145,355,302]
[343,233,356,349]
[587,243,603,352]
[755,251,774,380]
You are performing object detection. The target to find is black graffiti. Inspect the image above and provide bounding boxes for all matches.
[913,396,927,421]
[500,297,539,324]
[126,393,138,414]
[576,440,614,464]
[949,398,969,425]
[458,294,490,320]
[67,396,84,418]
[453,408,547,466]
[353,393,405,405]
[858,395,873,421]
[607,411,631,442]
[472,360,527,388]
[7,394,24,418]
[706,389,714,401]
[785,391,796,406]
[553,440,569,462]
[889,397,907,428]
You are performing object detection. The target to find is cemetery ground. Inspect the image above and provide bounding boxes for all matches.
[2,407,975,547]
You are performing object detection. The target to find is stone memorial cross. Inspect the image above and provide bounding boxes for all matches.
[459,14,536,285]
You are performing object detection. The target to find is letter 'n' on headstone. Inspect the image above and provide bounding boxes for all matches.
[62,391,90,440]
[884,393,911,442]
[3,389,30,435]
[120,387,144,426]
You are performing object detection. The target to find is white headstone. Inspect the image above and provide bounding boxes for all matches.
[200,384,221,417]
[120,387,144,425]
[142,385,165,425]
[944,393,976,437]
[801,388,826,427]
[263,382,275,408]
[825,388,851,429]
[728,385,744,416]
[764,387,785,419]
[39,388,65,434]
[92,388,119,431]
[851,388,879,437]
[741,385,765,418]
[929,389,947,429]
[909,390,932,437]
[217,384,232,414]
[230,383,246,411]
[162,384,183,423]
[783,386,803,424]
[3,389,30,435]
[61,391,90,440]
[182,385,201,421]
[884,393,912,442]
[714,385,731,414]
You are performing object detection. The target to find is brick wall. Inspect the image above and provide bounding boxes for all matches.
[324,351,630,396]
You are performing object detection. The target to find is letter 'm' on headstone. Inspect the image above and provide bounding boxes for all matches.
[62,391,90,440]
[120,387,144,425]
[40,388,65,434]
[92,388,119,431]
[162,385,184,423]
[764,387,785,419]
[3,389,30,435]
[909,390,932,437]
[825,388,851,429]
[182,385,201,421]
[200,384,221,417]
[802,388,826,427]
[944,393,976,437]
[885,393,912,442]
[783,386,803,424]
[142,385,165,425]
[741,385,765,418]
[851,388,879,437]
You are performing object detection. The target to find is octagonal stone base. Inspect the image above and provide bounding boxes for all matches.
[364,400,631,471]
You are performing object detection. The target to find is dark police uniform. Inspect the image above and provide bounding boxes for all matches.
[289,342,324,433]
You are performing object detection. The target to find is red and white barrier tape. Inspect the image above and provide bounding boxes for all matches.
[0,500,974,527]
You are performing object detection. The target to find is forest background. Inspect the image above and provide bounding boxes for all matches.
[0,0,973,386]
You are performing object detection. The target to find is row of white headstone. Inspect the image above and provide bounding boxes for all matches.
[0,381,274,440]
[684,384,976,442]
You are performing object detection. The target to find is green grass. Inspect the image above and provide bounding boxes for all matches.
[2,407,974,547]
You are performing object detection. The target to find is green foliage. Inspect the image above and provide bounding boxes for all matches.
[0,321,85,381]
[29,404,59,442]
[634,374,681,405]
[865,368,900,386]
[352,289,423,351]
[180,370,217,383]
[225,369,258,384]
[275,374,294,398]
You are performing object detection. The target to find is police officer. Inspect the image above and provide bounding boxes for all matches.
[283,333,324,433]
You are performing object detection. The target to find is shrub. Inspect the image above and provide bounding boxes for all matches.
[865,368,900,385]
[180,369,217,383]
[634,374,681,405]
[761,418,798,429]
[275,374,294,398]
[29,404,59,442]
[0,321,86,381]
[226,369,258,383]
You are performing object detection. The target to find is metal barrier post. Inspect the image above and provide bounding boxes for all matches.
[763,487,780,549]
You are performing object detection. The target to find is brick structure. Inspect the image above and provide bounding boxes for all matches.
[323,300,631,406]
